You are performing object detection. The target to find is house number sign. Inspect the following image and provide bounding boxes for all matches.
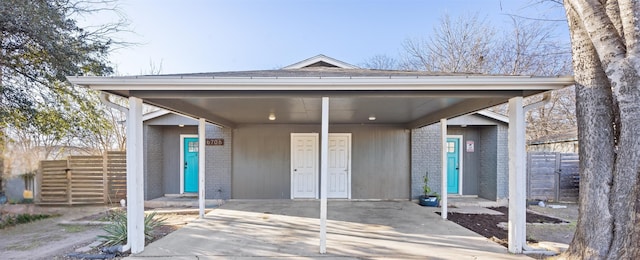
[206,138,224,146]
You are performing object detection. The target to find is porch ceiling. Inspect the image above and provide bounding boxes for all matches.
[68,75,574,128]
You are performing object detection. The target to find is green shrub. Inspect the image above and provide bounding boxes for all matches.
[98,209,167,246]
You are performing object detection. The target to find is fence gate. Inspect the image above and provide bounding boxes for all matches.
[527,152,580,202]
[38,151,126,205]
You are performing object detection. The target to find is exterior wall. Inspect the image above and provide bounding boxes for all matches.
[232,124,410,199]
[447,127,480,195]
[411,114,509,201]
[162,126,198,194]
[144,125,164,200]
[145,113,198,126]
[496,124,509,199]
[205,125,232,199]
[143,123,232,200]
[411,123,442,199]
[478,126,498,200]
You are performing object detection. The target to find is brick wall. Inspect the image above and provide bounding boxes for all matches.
[496,124,509,199]
[411,123,442,199]
[144,125,164,200]
[478,126,497,200]
[205,125,232,199]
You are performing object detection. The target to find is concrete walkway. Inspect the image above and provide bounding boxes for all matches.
[127,200,530,259]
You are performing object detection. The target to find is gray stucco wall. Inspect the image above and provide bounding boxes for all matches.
[144,125,164,200]
[232,124,410,199]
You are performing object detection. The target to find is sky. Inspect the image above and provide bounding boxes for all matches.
[87,0,569,75]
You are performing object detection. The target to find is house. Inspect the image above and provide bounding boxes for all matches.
[142,107,510,203]
[68,54,574,254]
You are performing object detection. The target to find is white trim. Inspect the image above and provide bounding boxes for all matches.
[142,109,169,121]
[290,133,320,199]
[440,119,448,220]
[447,135,464,195]
[283,54,358,69]
[198,119,206,218]
[319,97,329,254]
[328,133,352,199]
[476,110,509,123]
[179,134,198,194]
[68,76,574,92]
[508,96,526,253]
[126,97,145,253]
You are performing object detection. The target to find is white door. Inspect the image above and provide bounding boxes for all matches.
[291,133,318,199]
[328,133,351,198]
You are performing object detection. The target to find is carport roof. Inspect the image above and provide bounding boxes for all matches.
[68,58,574,129]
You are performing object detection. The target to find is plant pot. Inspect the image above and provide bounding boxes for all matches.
[419,195,439,207]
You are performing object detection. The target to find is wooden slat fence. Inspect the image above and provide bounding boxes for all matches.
[37,151,126,205]
[527,152,580,202]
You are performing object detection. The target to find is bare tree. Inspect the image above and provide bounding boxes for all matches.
[360,54,398,70]
[400,13,496,73]
[561,1,640,259]
[390,12,575,142]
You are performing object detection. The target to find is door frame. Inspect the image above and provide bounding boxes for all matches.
[290,133,319,199]
[447,135,464,195]
[180,134,198,194]
[328,133,352,199]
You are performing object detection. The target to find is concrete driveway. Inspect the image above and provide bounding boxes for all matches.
[127,200,529,259]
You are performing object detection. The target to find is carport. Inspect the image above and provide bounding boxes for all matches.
[68,56,573,255]
[128,200,532,259]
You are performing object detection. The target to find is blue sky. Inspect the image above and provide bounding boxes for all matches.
[96,0,568,75]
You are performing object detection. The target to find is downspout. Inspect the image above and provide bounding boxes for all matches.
[99,93,131,253]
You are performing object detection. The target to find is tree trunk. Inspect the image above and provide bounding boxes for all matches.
[562,0,640,259]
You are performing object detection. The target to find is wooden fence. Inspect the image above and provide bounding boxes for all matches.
[37,151,126,205]
[527,152,580,202]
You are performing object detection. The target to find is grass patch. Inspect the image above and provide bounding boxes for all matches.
[0,213,54,229]
[64,225,88,233]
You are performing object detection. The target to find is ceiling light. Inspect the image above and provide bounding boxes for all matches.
[368,115,376,121]
[178,124,184,127]
[268,113,276,121]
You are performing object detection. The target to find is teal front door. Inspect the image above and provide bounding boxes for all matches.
[446,138,460,194]
[183,137,199,193]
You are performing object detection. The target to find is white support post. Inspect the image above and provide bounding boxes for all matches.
[126,97,145,254]
[508,96,526,253]
[319,97,329,254]
[198,118,206,219]
[440,118,448,219]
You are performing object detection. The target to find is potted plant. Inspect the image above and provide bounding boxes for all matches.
[419,174,439,207]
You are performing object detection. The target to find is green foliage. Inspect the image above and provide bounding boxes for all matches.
[0,0,122,154]
[98,209,167,247]
[423,173,439,197]
[0,213,52,229]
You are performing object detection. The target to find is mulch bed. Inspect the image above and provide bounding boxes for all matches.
[437,207,567,247]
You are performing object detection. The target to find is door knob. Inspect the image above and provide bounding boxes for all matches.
[184,162,188,169]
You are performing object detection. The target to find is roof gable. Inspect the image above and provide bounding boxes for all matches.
[283,54,358,69]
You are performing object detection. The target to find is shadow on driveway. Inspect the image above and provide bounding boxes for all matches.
[127,200,530,259]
